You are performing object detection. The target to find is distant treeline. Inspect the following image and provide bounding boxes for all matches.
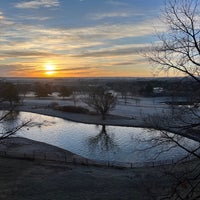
[0,77,198,99]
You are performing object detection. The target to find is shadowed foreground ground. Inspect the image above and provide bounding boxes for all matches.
[0,157,175,200]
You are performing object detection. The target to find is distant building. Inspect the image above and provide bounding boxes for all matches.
[153,87,164,94]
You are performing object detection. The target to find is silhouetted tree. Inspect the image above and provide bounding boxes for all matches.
[0,82,19,106]
[34,82,52,97]
[83,87,117,120]
[140,84,153,97]
[59,86,72,99]
[147,0,200,199]
[17,84,30,104]
[148,0,200,130]
[149,0,200,83]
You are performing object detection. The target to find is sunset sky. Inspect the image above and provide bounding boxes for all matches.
[0,0,165,78]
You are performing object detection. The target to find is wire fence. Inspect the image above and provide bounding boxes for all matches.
[0,150,194,169]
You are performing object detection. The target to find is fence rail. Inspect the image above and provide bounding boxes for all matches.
[0,150,194,169]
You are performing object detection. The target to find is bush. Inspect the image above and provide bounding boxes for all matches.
[57,106,89,114]
[48,102,59,109]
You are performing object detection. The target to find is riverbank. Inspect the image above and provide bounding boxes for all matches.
[11,104,200,142]
[0,104,199,167]
[0,96,169,128]
[1,100,200,164]
[0,137,90,164]
[14,105,144,127]
[0,102,200,199]
[0,130,181,200]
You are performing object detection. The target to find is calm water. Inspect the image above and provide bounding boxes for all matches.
[1,111,199,163]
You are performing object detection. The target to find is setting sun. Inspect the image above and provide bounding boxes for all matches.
[44,63,56,76]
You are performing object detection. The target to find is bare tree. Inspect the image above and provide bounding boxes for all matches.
[146,0,200,199]
[34,82,52,98]
[0,82,20,106]
[83,86,117,120]
[141,118,200,200]
[147,0,200,134]
[59,86,72,99]
[149,0,200,82]
[0,110,30,141]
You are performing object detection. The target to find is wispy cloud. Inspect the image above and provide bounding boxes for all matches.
[107,0,128,6]
[18,16,52,21]
[0,10,163,77]
[15,0,60,9]
[0,0,166,77]
[72,45,148,58]
[0,64,37,76]
[0,11,15,26]
[0,17,164,61]
[0,50,61,59]
[36,66,95,73]
[91,11,131,20]
[0,11,4,20]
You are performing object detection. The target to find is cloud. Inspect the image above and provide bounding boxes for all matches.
[65,20,165,42]
[0,13,162,77]
[0,11,4,20]
[0,18,164,66]
[36,66,95,73]
[0,11,14,25]
[19,16,52,21]
[15,0,60,9]
[110,62,136,66]
[0,50,61,59]
[0,15,165,52]
[55,67,94,72]
[72,47,138,57]
[107,0,128,6]
[91,11,131,20]
[0,64,37,76]
[0,16,165,57]
[0,0,165,77]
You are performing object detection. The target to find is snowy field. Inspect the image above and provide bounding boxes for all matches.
[21,93,174,119]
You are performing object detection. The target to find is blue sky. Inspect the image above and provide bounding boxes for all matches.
[0,0,165,77]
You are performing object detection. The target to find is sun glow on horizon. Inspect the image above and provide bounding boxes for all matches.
[44,63,56,76]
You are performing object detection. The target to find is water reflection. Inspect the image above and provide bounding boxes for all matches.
[1,111,199,163]
[28,120,56,128]
[88,125,117,151]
